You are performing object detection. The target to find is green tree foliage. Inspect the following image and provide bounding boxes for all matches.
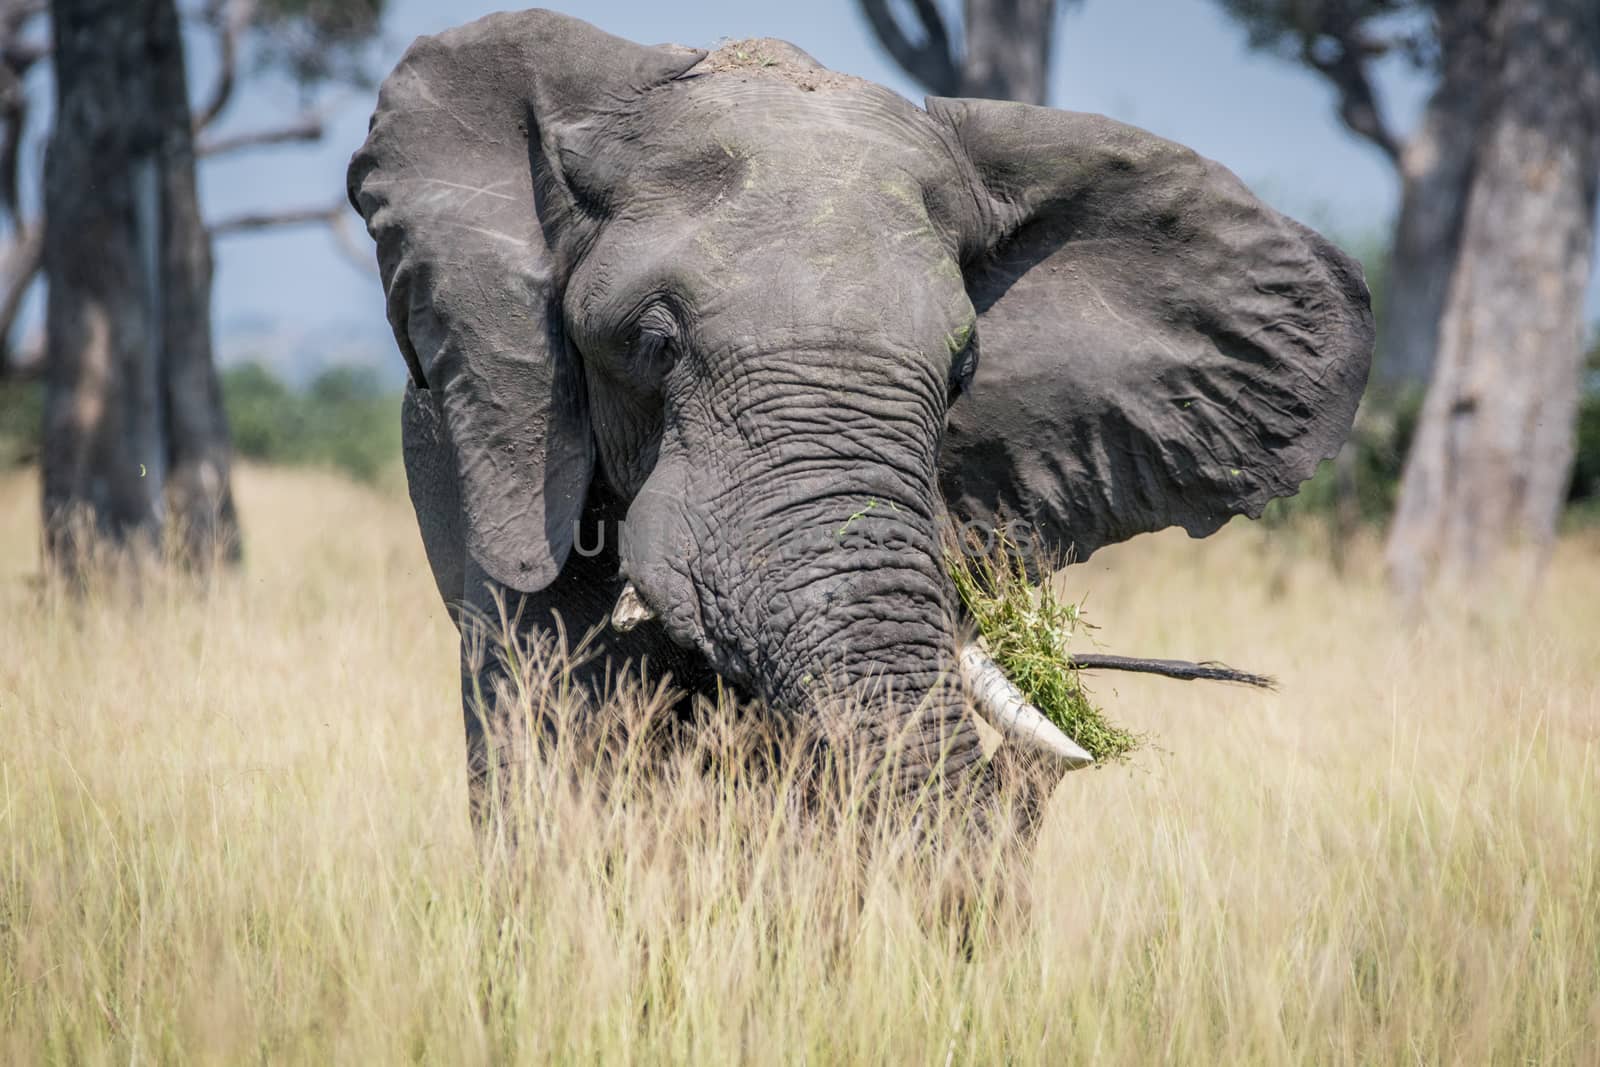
[252,0,388,87]
[14,355,404,552]
[1218,1,1438,70]
[3,360,402,484]
[0,375,40,468]
[1263,230,1600,526]
[221,361,400,484]
[1573,333,1600,510]
[1216,0,1439,172]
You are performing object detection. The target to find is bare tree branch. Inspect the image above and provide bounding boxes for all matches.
[209,201,343,236]
[1,218,39,304]
[197,112,323,157]
[0,72,27,227]
[192,0,255,132]
[1300,15,1402,165]
[325,209,376,275]
[0,1,46,24]
[1068,652,1276,689]
[0,219,39,368]
[0,0,43,377]
[0,0,45,228]
[209,199,375,276]
[1306,46,1401,163]
[0,36,45,67]
[0,331,40,377]
[859,0,960,96]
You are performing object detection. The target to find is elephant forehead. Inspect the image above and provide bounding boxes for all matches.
[562,74,972,348]
[630,73,950,201]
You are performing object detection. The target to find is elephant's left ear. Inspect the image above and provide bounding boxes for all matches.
[929,97,1374,562]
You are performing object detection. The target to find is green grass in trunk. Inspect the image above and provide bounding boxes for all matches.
[947,530,1142,762]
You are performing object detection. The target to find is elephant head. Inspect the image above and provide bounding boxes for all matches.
[348,11,1372,802]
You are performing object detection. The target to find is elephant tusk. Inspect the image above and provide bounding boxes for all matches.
[611,581,657,632]
[958,645,1094,769]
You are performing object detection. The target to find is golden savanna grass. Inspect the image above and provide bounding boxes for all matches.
[2,464,1598,1064]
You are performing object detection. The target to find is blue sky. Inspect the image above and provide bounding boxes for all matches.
[177,0,1597,380]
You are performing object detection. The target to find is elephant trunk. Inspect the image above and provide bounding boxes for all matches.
[621,445,989,797]
[614,576,1092,773]
[729,496,988,796]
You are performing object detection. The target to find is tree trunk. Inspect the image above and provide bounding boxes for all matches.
[42,0,239,570]
[1385,0,1600,596]
[1373,0,1496,392]
[960,0,1055,105]
[858,0,1057,105]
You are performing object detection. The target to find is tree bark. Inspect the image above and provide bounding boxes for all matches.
[859,0,1057,105]
[1373,0,1497,392]
[961,0,1055,104]
[1386,0,1600,596]
[42,0,239,569]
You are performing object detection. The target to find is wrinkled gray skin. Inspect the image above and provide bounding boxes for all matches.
[348,10,1374,823]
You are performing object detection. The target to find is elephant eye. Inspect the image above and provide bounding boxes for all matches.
[948,331,979,403]
[630,327,670,362]
[627,302,682,368]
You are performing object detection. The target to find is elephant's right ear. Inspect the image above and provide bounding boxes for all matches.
[348,11,704,593]
[929,99,1374,563]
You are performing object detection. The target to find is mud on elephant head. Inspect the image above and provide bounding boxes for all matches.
[347,9,1373,810]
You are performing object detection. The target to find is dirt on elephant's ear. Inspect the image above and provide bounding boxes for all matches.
[690,39,867,93]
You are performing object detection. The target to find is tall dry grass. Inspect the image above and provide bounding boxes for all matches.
[2,464,1597,1064]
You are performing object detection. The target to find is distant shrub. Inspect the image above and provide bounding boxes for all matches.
[1575,339,1600,508]
[1266,323,1600,527]
[1,362,400,485]
[222,361,401,484]
[0,376,42,468]
[9,330,1600,510]
[223,361,299,460]
[1262,390,1418,527]
[1267,388,1600,529]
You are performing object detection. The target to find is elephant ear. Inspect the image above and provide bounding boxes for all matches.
[401,382,465,617]
[930,98,1374,562]
[348,11,704,592]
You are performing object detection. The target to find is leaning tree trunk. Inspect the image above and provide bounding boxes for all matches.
[1372,0,1496,393]
[42,0,239,570]
[1385,0,1600,597]
[961,0,1056,104]
[859,0,1056,105]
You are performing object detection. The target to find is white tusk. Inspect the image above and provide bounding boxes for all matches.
[611,581,657,632]
[958,645,1094,769]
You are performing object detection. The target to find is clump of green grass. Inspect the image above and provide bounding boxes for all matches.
[946,529,1142,762]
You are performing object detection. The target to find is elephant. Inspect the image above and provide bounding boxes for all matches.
[346,9,1373,834]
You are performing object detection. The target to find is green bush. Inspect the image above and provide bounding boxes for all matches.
[8,331,1600,511]
[1574,340,1600,507]
[1261,390,1419,526]
[1265,309,1600,526]
[1267,386,1600,528]
[1572,394,1600,505]
[223,361,299,460]
[0,361,401,485]
[0,376,42,468]
[221,361,401,484]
